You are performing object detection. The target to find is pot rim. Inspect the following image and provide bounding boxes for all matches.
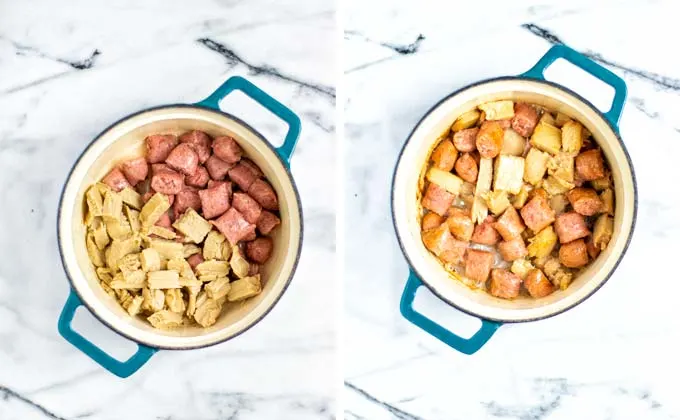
[391,76,637,323]
[57,103,304,349]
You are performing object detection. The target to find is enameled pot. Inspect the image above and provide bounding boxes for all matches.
[392,45,636,354]
[57,76,303,377]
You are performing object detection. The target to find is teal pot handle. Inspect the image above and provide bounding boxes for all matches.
[400,271,502,355]
[58,290,158,378]
[196,76,302,165]
[521,44,627,128]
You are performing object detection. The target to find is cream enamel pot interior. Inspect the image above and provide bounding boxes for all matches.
[393,45,636,354]
[57,76,302,377]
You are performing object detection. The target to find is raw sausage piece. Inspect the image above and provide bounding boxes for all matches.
[454,153,478,183]
[150,167,184,195]
[198,182,232,220]
[232,192,262,224]
[493,206,526,241]
[476,121,504,159]
[146,134,178,164]
[559,239,589,268]
[471,215,501,245]
[489,269,522,299]
[207,180,229,189]
[242,228,257,242]
[228,162,259,191]
[212,136,242,164]
[464,249,495,284]
[567,188,602,216]
[452,128,479,152]
[421,183,455,216]
[187,253,204,270]
[246,237,274,264]
[212,208,256,245]
[575,149,606,181]
[185,165,210,188]
[422,213,445,231]
[121,158,149,186]
[524,268,554,298]
[102,167,131,192]
[257,211,281,235]
[248,179,279,211]
[520,195,556,232]
[554,212,590,244]
[422,224,467,265]
[446,208,474,241]
[155,212,173,229]
[205,155,236,181]
[511,103,539,137]
[431,140,457,171]
[241,158,264,178]
[151,163,171,175]
[179,130,212,164]
[498,237,528,262]
[173,189,202,218]
[165,143,199,176]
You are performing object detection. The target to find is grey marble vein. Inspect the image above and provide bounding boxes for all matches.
[0,385,70,420]
[1,36,101,70]
[482,378,571,420]
[345,31,426,56]
[345,382,425,420]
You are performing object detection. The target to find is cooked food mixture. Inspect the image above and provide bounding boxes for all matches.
[420,101,614,299]
[84,130,281,328]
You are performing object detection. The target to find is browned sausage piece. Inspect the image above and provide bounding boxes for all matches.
[465,249,495,284]
[575,149,606,181]
[554,212,590,243]
[567,188,603,216]
[150,167,184,195]
[257,211,281,235]
[185,165,210,188]
[121,158,149,186]
[446,208,474,241]
[198,182,232,219]
[232,192,262,224]
[212,136,242,164]
[173,189,202,218]
[471,215,501,245]
[493,206,526,241]
[475,121,504,158]
[520,195,556,232]
[496,119,512,129]
[422,224,467,265]
[454,153,478,183]
[511,103,539,137]
[431,140,457,171]
[489,269,522,299]
[248,179,279,211]
[205,155,236,181]
[228,162,260,191]
[187,253,204,270]
[212,208,256,244]
[422,213,444,231]
[559,239,589,268]
[421,183,455,216]
[102,167,131,192]
[242,228,257,242]
[165,143,199,177]
[246,237,274,264]
[524,268,554,298]
[498,237,528,261]
[452,128,479,152]
[146,134,178,164]
[179,130,212,164]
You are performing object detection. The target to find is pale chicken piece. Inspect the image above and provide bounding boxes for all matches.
[126,296,144,316]
[593,214,613,250]
[120,187,143,210]
[142,287,165,312]
[493,155,525,194]
[510,259,535,280]
[471,158,493,224]
[600,189,614,215]
[501,129,526,156]
[139,193,171,228]
[92,218,110,250]
[106,217,132,241]
[542,257,573,290]
[451,109,481,132]
[547,152,576,183]
[117,253,141,274]
[116,289,134,309]
[147,225,176,240]
[85,185,104,219]
[478,100,515,120]
[100,281,117,299]
[147,270,181,289]
[554,112,571,127]
[205,277,232,300]
[106,236,142,271]
[125,206,141,233]
[541,175,575,196]
[86,233,105,267]
[141,248,161,272]
[193,298,223,328]
[185,285,201,317]
[530,122,562,155]
[173,208,212,244]
[195,260,230,277]
[203,231,226,260]
[526,226,558,259]
[227,275,262,302]
[102,189,123,222]
[426,167,464,195]
[148,310,183,329]
[110,270,145,290]
[199,274,219,283]
[524,148,551,185]
[549,194,569,215]
[183,244,201,258]
[147,238,183,260]
[165,289,186,313]
[483,190,511,216]
[513,184,531,209]
[96,267,113,285]
[561,120,583,153]
[230,245,250,278]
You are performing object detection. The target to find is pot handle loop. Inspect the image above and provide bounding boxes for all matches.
[196,76,302,164]
[58,290,158,378]
[521,44,627,127]
[400,271,502,355]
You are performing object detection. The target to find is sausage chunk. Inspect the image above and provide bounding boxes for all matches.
[524,268,554,298]
[575,149,606,181]
[476,121,504,158]
[121,158,149,186]
[489,269,522,299]
[212,136,242,164]
[452,128,478,152]
[422,213,444,231]
[150,167,184,195]
[173,189,202,218]
[520,195,555,232]
[198,182,232,219]
[421,183,455,216]
[493,207,526,241]
[431,140,457,171]
[498,237,528,261]
[464,249,495,284]
[422,224,468,265]
[232,192,262,224]
[559,239,589,268]
[155,212,173,229]
[179,130,212,164]
[471,216,501,245]
[248,179,279,211]
[207,180,229,189]
[205,155,236,181]
[567,188,603,216]
[496,119,512,130]
[511,103,539,137]
[212,208,256,244]
[246,237,274,264]
[146,134,178,164]
[446,208,474,241]
[185,165,210,188]
[554,212,590,244]
[187,253,204,270]
[257,211,281,235]
[102,167,131,192]
[165,143,199,176]
[228,161,260,191]
[454,153,478,183]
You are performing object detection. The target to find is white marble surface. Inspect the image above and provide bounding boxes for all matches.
[0,1,335,419]
[344,1,680,419]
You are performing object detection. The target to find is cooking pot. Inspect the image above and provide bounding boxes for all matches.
[392,45,636,354]
[57,76,303,377]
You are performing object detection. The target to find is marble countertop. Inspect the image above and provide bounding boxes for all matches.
[344,1,680,419]
[0,1,335,419]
